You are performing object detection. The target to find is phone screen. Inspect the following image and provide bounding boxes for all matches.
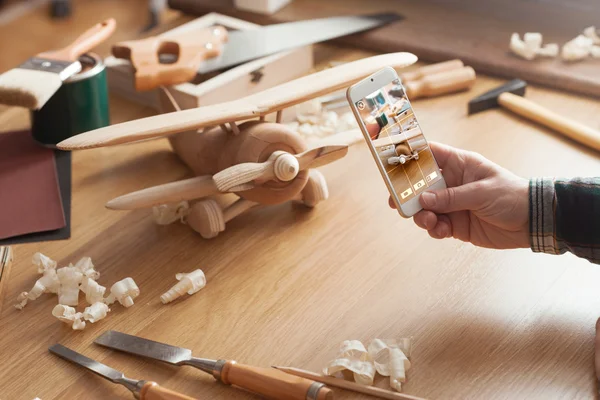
[355,78,442,204]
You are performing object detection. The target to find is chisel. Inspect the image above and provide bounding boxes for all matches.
[95,330,333,399]
[49,344,196,399]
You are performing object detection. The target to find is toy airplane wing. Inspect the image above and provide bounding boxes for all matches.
[57,52,417,150]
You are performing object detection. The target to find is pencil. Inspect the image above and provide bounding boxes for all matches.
[272,366,427,400]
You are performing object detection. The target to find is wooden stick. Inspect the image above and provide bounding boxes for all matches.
[276,110,283,123]
[229,121,240,135]
[273,367,427,400]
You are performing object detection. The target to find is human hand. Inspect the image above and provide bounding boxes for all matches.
[390,142,529,249]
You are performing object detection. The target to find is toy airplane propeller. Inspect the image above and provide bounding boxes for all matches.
[58,52,417,238]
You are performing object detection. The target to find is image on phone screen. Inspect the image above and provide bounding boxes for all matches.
[355,78,442,204]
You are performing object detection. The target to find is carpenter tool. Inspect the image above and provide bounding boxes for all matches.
[112,13,401,91]
[399,59,464,82]
[49,344,196,399]
[273,366,427,400]
[0,18,116,109]
[595,317,600,396]
[0,246,13,310]
[404,66,476,100]
[95,330,333,399]
[468,79,600,152]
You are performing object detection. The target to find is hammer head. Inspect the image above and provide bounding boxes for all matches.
[468,79,527,115]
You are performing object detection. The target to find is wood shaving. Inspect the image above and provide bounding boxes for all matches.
[83,302,110,323]
[562,34,594,61]
[153,201,190,225]
[105,277,140,308]
[15,253,60,310]
[288,98,358,142]
[583,26,600,45]
[52,304,86,330]
[323,338,413,392]
[368,338,412,391]
[323,340,376,385]
[510,32,558,60]
[160,269,206,304]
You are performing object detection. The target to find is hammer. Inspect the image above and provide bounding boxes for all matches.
[468,79,600,152]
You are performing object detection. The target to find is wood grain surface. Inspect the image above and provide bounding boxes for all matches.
[1,2,600,400]
[168,0,600,98]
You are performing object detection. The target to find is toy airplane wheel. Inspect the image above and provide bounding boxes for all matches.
[186,199,225,239]
[300,170,329,207]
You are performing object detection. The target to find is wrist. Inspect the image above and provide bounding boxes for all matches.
[529,177,559,254]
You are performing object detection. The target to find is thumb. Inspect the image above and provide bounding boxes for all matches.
[420,183,483,213]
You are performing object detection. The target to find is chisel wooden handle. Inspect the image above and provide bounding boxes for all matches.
[498,92,600,152]
[405,66,476,99]
[41,18,117,62]
[219,360,333,400]
[400,59,464,82]
[595,318,600,384]
[140,382,197,400]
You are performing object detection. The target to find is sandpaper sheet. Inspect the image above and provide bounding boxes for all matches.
[0,130,68,243]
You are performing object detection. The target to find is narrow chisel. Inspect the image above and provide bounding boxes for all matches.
[49,344,196,399]
[95,330,333,399]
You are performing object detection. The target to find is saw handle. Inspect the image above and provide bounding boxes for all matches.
[112,26,228,91]
[219,360,333,400]
[40,18,117,62]
[498,92,600,152]
[140,382,197,400]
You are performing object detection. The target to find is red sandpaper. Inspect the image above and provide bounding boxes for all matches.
[0,130,65,239]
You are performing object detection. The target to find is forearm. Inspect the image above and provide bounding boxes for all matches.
[530,177,600,264]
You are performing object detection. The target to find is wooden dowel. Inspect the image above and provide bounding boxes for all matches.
[229,121,240,135]
[273,367,427,400]
[276,110,283,123]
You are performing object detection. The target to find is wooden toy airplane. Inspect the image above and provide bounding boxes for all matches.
[58,53,417,238]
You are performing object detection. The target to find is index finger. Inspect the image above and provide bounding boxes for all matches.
[427,141,455,170]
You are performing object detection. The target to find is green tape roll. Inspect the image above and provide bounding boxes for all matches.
[31,53,110,147]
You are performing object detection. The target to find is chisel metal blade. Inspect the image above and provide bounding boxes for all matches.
[95,330,194,365]
[198,13,402,74]
[49,344,143,396]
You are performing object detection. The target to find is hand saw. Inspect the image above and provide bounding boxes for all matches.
[112,13,402,91]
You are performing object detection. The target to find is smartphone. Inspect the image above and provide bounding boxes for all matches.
[347,66,446,217]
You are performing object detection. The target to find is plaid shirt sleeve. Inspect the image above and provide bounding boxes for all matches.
[530,177,600,264]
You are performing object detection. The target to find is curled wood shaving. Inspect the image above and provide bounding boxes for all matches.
[368,338,412,391]
[323,338,413,392]
[323,340,376,385]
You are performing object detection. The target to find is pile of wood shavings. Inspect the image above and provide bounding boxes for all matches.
[510,27,600,61]
[15,252,140,330]
[285,98,358,142]
[323,338,412,392]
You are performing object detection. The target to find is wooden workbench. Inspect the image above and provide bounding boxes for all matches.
[1,2,600,399]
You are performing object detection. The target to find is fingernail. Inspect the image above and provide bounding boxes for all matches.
[421,192,436,208]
